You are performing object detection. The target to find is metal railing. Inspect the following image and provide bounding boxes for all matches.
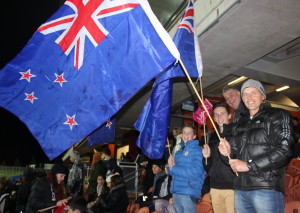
[118,161,140,200]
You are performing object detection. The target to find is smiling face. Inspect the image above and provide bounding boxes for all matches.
[213,106,231,127]
[242,87,265,116]
[223,89,241,110]
[182,126,196,143]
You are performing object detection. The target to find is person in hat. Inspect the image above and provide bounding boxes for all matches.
[219,79,293,213]
[26,164,69,213]
[67,151,84,197]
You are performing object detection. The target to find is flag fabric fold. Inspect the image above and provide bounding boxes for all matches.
[87,116,116,146]
[135,0,202,159]
[0,0,179,160]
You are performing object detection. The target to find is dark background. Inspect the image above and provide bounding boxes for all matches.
[0,0,63,165]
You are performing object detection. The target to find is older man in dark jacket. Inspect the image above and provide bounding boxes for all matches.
[219,79,293,213]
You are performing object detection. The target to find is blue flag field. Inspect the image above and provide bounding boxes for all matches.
[0,0,179,159]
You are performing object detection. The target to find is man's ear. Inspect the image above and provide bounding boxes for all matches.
[228,113,232,120]
[193,135,196,140]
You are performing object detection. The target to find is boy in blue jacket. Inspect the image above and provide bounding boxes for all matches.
[167,124,206,213]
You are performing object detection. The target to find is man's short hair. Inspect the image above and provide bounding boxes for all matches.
[213,102,231,115]
[182,124,197,135]
[68,197,87,213]
[222,85,239,96]
[101,146,111,156]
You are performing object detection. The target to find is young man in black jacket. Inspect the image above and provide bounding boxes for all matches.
[202,102,235,213]
[219,79,293,213]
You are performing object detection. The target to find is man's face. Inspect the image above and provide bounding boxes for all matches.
[213,106,231,127]
[182,127,196,143]
[223,89,241,110]
[242,87,265,115]
[152,165,162,175]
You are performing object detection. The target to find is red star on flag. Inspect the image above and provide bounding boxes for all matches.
[106,120,112,128]
[19,69,36,82]
[64,114,78,130]
[25,92,38,104]
[54,73,68,87]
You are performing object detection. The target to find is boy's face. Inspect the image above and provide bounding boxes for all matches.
[213,106,231,127]
[152,164,162,175]
[182,127,196,143]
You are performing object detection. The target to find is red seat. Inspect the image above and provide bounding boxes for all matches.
[285,201,300,213]
[288,159,300,169]
[196,193,213,213]
[291,183,300,201]
[286,166,300,177]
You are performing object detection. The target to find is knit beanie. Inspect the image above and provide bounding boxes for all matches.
[241,79,266,99]
[51,163,68,175]
[152,159,165,169]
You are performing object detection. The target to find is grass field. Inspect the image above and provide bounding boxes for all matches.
[0,167,25,179]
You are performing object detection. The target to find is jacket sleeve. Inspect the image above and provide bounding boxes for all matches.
[99,191,120,210]
[70,165,83,196]
[250,110,293,172]
[169,147,204,179]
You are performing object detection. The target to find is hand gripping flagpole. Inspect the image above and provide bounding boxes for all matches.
[179,59,238,176]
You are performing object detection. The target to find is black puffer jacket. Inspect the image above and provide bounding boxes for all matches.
[205,123,236,189]
[230,103,293,193]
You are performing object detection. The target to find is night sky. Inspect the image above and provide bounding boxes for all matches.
[0,0,63,165]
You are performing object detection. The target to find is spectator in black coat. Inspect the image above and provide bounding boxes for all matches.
[98,174,128,213]
[26,164,69,213]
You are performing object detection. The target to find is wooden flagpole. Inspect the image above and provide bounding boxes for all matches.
[38,205,57,213]
[167,137,171,156]
[199,77,208,165]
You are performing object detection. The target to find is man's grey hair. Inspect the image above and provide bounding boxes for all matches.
[222,85,239,96]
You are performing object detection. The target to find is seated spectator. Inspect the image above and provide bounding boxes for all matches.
[136,159,175,213]
[87,150,107,203]
[87,174,108,212]
[98,173,128,213]
[137,152,154,193]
